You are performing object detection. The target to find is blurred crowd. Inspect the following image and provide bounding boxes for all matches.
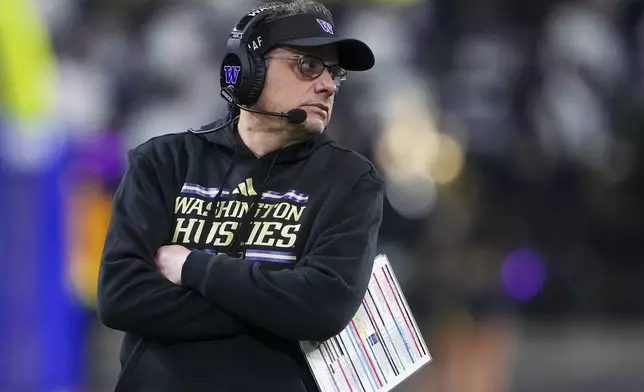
[2,0,644,391]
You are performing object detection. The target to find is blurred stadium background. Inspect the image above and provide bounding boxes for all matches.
[1,0,644,391]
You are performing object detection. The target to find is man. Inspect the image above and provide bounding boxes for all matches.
[97,1,383,391]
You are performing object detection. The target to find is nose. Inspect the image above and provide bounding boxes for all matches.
[314,69,337,96]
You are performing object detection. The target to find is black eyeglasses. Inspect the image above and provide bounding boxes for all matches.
[264,54,347,86]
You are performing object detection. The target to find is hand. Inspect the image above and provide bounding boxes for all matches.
[155,245,191,285]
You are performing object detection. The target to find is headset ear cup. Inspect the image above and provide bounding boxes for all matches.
[242,49,266,106]
[222,9,270,107]
[221,51,245,100]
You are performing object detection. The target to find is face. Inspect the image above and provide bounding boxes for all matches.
[256,45,340,133]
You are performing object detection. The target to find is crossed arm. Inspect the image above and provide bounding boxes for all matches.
[97,150,383,342]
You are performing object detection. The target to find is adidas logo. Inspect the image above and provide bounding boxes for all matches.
[231,178,257,196]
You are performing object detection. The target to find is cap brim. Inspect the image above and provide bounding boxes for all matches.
[279,37,375,71]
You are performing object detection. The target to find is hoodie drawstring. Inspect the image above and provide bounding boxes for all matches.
[211,144,238,209]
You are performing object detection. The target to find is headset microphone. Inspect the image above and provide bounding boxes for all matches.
[220,86,307,125]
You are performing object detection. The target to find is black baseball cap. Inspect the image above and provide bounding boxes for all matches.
[247,13,375,71]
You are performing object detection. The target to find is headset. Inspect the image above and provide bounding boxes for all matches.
[191,8,307,135]
[220,8,273,107]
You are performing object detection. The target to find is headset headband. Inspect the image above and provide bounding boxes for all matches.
[219,8,272,106]
[230,7,272,42]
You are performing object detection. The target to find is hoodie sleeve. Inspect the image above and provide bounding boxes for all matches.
[181,170,384,342]
[97,150,250,342]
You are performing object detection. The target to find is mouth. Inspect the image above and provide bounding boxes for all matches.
[304,103,329,114]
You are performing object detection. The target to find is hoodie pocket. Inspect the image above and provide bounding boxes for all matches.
[114,339,146,392]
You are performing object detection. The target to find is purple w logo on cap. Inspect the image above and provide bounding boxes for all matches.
[316,19,334,34]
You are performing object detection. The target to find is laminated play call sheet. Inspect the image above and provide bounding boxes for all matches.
[300,254,432,392]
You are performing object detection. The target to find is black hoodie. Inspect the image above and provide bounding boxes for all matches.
[97,117,384,392]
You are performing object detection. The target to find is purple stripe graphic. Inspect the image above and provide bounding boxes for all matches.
[181,181,233,198]
[182,183,309,203]
[263,189,309,198]
[184,182,231,191]
[183,182,220,191]
[245,249,297,264]
[183,182,233,193]
[245,255,296,263]
[247,249,295,256]
[181,189,230,198]
[260,194,308,204]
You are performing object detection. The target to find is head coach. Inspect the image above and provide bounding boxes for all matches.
[97,1,384,391]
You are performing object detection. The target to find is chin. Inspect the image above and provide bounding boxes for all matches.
[302,119,327,134]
